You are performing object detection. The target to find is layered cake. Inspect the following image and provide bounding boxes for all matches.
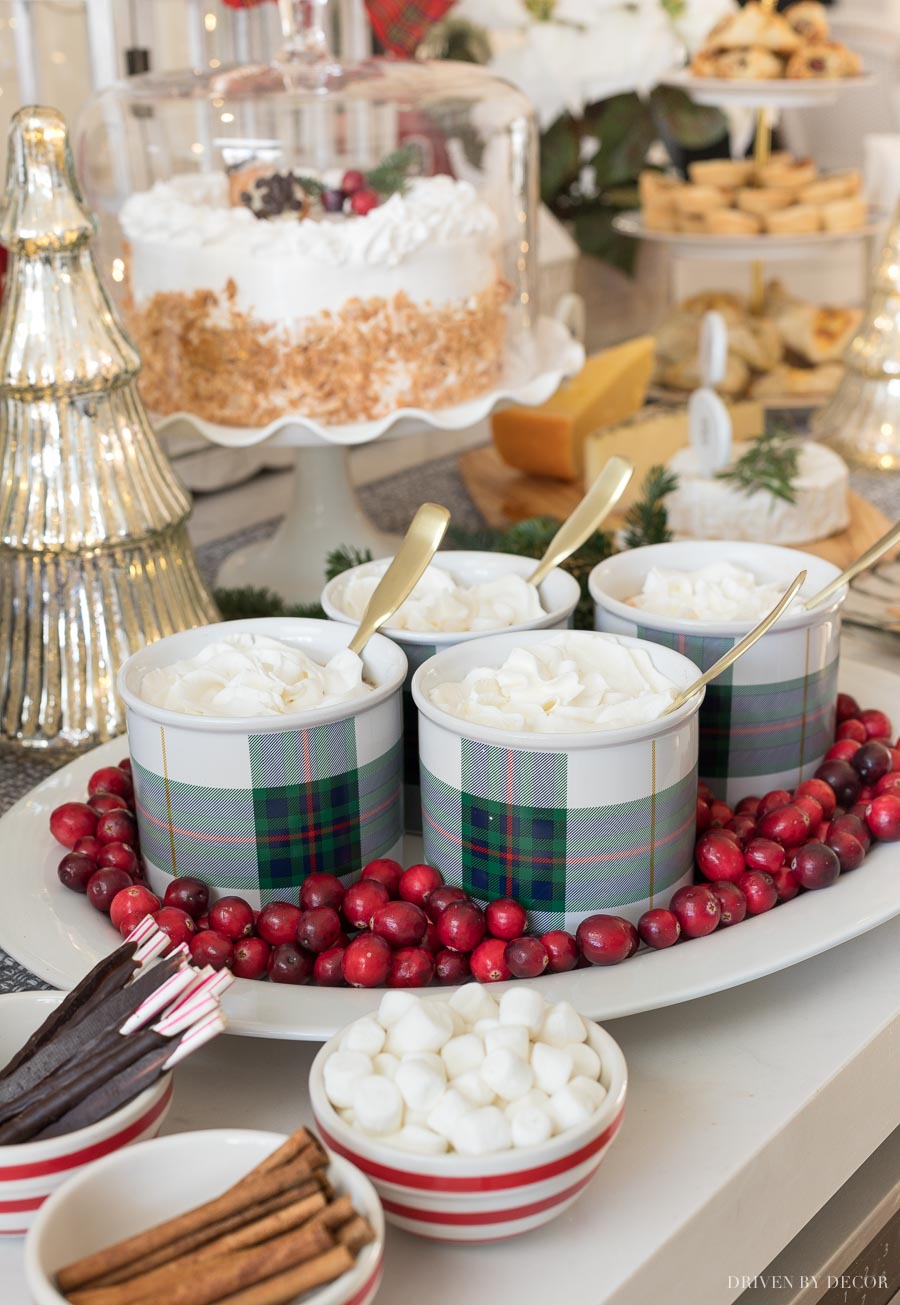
[119,156,509,428]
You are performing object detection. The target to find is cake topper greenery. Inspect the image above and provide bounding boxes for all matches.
[715,428,800,505]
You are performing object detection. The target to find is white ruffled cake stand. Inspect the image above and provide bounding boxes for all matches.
[158,309,585,602]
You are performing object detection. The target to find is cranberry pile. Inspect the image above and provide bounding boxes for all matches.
[48,692,900,988]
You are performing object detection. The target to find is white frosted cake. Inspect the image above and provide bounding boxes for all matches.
[119,166,509,428]
[664,439,849,544]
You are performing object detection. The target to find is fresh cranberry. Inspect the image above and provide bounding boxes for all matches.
[540,929,579,972]
[815,759,862,809]
[836,718,867,743]
[268,943,313,985]
[860,708,892,740]
[757,790,793,819]
[87,867,132,913]
[698,781,716,804]
[504,936,549,979]
[371,900,428,948]
[97,842,139,877]
[296,906,343,954]
[342,880,389,930]
[398,864,443,907]
[485,897,528,940]
[321,187,346,213]
[825,829,866,873]
[735,795,761,818]
[770,865,800,902]
[576,914,640,964]
[851,741,893,785]
[360,858,403,898]
[875,772,900,797]
[232,936,270,980]
[313,946,347,986]
[795,778,837,819]
[73,835,102,862]
[341,169,366,194]
[152,906,196,948]
[49,801,97,849]
[830,811,871,851]
[725,814,757,844]
[696,799,712,833]
[425,885,469,923]
[736,869,778,914]
[710,881,747,927]
[744,837,785,874]
[209,895,254,941]
[695,830,745,883]
[422,921,442,954]
[196,914,210,931]
[58,851,99,894]
[109,884,160,931]
[637,908,681,948]
[792,794,824,833]
[435,948,472,984]
[437,901,486,953]
[299,872,345,912]
[342,934,392,987]
[790,842,841,890]
[836,692,860,722]
[350,188,379,215]
[190,931,233,971]
[96,809,138,847]
[88,766,133,801]
[756,804,810,848]
[865,793,900,841]
[89,793,130,817]
[255,901,303,947]
[389,947,435,987]
[469,938,511,982]
[118,758,132,776]
[163,877,210,920]
[825,740,861,762]
[714,828,742,847]
[708,800,733,827]
[669,885,721,938]
[890,748,900,770]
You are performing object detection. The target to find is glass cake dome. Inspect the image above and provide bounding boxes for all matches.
[75,0,539,432]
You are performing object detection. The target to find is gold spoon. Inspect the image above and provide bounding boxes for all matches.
[528,456,635,589]
[662,569,807,716]
[803,519,900,611]
[347,503,451,657]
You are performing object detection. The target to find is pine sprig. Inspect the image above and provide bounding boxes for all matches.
[715,429,799,505]
[212,585,324,621]
[366,145,421,197]
[294,174,324,197]
[623,465,678,548]
[326,544,374,580]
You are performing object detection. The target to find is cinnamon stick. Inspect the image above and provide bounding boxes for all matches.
[58,1152,325,1293]
[205,1245,354,1305]
[337,1216,375,1255]
[243,1128,313,1178]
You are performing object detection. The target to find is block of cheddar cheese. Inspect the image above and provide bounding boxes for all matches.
[491,336,656,482]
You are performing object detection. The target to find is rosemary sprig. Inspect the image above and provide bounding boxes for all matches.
[366,145,421,197]
[295,174,324,197]
[715,429,799,505]
[623,465,678,548]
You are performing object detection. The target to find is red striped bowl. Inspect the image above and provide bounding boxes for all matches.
[0,992,172,1237]
[310,1014,627,1242]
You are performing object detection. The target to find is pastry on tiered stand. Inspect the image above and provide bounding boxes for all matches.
[690,1,861,80]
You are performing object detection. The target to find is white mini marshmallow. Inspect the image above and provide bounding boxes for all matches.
[453,1070,496,1107]
[449,984,499,1026]
[569,1042,602,1081]
[405,1111,430,1129]
[373,1052,400,1080]
[427,1088,472,1140]
[351,1075,403,1136]
[383,1124,449,1156]
[323,1051,373,1109]
[504,1088,551,1120]
[484,1024,530,1060]
[377,991,418,1029]
[395,1059,446,1114]
[447,1007,468,1036]
[473,1018,500,1037]
[531,1042,573,1096]
[441,1033,485,1079]
[540,1001,588,1048]
[342,1017,386,1058]
[499,987,546,1035]
[338,1108,356,1126]
[510,1104,554,1149]
[571,1075,608,1110]
[481,1048,534,1101]
[390,1001,455,1055]
[548,1083,596,1132]
[449,1106,512,1156]
[405,1052,446,1078]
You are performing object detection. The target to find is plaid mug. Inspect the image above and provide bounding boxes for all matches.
[590,542,846,806]
[412,629,703,932]
[118,619,407,908]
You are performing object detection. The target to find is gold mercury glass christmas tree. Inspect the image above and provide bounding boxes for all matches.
[0,106,217,753]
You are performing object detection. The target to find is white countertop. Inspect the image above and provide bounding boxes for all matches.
[3,630,899,1304]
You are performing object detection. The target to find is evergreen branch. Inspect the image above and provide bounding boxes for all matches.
[212,585,324,621]
[294,174,324,197]
[715,429,799,505]
[325,544,375,580]
[366,145,421,197]
[623,465,678,548]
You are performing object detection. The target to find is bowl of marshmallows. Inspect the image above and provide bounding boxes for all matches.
[309,984,627,1242]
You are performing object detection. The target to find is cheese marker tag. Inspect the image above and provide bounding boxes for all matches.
[699,311,728,389]
[689,388,733,477]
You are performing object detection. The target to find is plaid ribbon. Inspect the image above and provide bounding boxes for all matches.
[422,739,696,915]
[218,0,455,55]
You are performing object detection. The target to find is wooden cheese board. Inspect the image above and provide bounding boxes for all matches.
[458,443,893,571]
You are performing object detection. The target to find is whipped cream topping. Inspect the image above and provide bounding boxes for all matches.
[627,562,795,623]
[429,633,677,734]
[138,633,371,718]
[119,173,499,269]
[337,565,545,635]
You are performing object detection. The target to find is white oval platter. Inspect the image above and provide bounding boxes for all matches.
[613,210,881,262]
[659,69,873,109]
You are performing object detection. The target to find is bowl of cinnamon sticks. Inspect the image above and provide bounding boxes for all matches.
[25,1125,384,1305]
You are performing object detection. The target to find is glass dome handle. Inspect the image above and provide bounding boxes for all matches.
[277,0,330,61]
